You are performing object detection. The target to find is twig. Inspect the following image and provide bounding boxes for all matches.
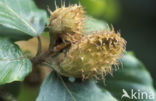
[36,36,42,56]
[31,43,70,66]
[49,31,57,50]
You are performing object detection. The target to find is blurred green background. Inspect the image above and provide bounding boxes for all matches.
[34,0,156,87]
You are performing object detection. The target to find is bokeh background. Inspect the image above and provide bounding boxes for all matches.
[34,0,156,87]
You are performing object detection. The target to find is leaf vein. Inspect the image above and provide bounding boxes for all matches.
[0,1,38,35]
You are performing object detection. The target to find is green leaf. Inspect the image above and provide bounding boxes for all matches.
[0,0,47,41]
[36,72,118,101]
[0,38,32,85]
[98,52,156,101]
[0,25,32,41]
[84,16,108,34]
[34,0,75,13]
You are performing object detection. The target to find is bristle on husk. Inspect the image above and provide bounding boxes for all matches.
[54,28,126,80]
[48,4,85,43]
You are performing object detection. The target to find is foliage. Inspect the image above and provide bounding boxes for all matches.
[0,0,47,41]
[0,0,155,101]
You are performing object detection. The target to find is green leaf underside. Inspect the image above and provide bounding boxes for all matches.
[98,53,156,101]
[84,16,108,34]
[0,25,32,41]
[0,38,32,85]
[36,72,117,101]
[0,0,47,40]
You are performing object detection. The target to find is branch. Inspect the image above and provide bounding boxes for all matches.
[31,43,70,66]
[36,36,42,56]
